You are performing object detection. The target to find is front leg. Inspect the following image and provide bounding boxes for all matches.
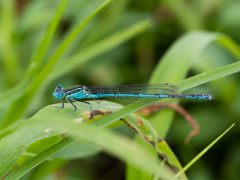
[61,98,64,108]
[52,98,65,108]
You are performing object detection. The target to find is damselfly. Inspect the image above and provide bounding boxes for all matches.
[53,84,213,120]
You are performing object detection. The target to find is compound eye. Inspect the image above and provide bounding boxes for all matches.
[53,84,64,99]
[53,91,62,99]
[57,84,64,91]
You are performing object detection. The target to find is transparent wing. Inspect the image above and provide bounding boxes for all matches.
[86,83,178,95]
[85,84,179,104]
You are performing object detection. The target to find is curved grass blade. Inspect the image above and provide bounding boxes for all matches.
[173,123,235,179]
[122,114,187,179]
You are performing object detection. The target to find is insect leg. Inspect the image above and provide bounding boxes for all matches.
[66,99,77,116]
[75,100,96,124]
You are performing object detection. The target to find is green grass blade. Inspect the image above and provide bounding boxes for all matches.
[173,123,235,179]
[123,114,187,179]
[0,0,112,129]
[4,137,76,180]
[0,0,20,85]
[0,0,67,112]
[93,58,240,130]
[0,18,152,109]
[0,80,28,109]
[22,0,68,81]
[98,59,240,140]
[150,32,225,84]
[48,19,153,81]
[176,61,240,91]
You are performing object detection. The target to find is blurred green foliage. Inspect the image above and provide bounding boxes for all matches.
[0,0,240,179]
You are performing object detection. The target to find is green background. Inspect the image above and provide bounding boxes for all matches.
[0,0,240,179]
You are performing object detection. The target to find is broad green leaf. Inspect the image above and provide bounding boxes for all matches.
[52,141,99,159]
[0,101,121,179]
[3,102,174,180]
[0,123,60,178]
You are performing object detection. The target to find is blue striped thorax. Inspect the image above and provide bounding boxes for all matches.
[64,85,91,100]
